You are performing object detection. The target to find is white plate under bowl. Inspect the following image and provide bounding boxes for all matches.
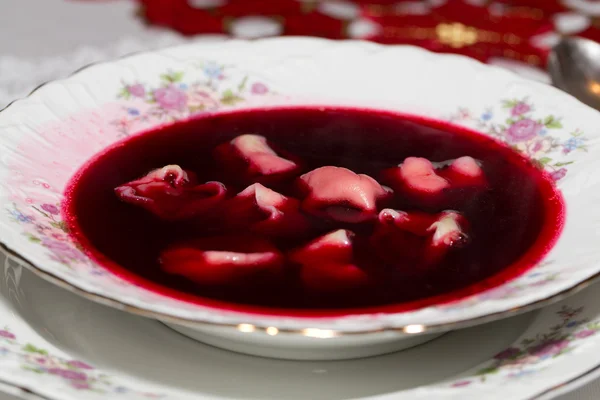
[4,249,600,400]
[1,38,600,359]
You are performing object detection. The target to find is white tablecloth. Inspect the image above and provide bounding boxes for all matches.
[0,0,597,399]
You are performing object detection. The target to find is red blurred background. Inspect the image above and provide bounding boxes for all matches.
[137,0,600,69]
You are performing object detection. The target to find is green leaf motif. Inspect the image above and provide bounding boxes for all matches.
[26,234,41,244]
[506,118,515,125]
[553,161,574,167]
[538,157,552,165]
[476,366,499,376]
[222,96,243,106]
[502,99,518,109]
[544,116,563,129]
[22,366,43,374]
[160,71,185,83]
[23,344,48,355]
[172,71,184,82]
[189,104,206,113]
[588,322,600,330]
[31,206,49,219]
[220,89,244,105]
[238,76,248,92]
[118,88,131,100]
[547,121,563,129]
[531,159,545,170]
[50,220,69,232]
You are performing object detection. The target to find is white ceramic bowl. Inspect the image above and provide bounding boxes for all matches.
[1,38,600,360]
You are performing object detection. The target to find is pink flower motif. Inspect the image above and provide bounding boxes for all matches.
[494,347,520,360]
[575,330,596,339]
[458,108,470,119]
[524,137,551,158]
[188,90,220,112]
[26,355,62,369]
[71,382,91,390]
[34,224,50,233]
[0,330,15,340]
[251,82,269,95]
[41,204,59,215]
[48,368,87,381]
[451,380,472,387]
[550,168,567,181]
[505,119,542,143]
[41,238,87,263]
[154,85,188,111]
[511,102,531,116]
[51,233,67,241]
[116,117,131,130]
[67,360,94,370]
[127,84,146,98]
[528,339,570,357]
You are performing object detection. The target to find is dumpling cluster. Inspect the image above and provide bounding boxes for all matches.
[115,134,487,293]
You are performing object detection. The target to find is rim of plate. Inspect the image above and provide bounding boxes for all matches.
[3,242,600,400]
[1,331,599,400]
[1,37,600,336]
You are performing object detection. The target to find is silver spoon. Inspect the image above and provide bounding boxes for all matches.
[548,36,600,110]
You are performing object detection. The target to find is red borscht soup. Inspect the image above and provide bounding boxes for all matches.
[64,107,563,314]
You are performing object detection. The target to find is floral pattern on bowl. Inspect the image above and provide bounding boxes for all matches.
[1,39,600,333]
[448,98,588,182]
[9,202,87,268]
[113,62,273,137]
